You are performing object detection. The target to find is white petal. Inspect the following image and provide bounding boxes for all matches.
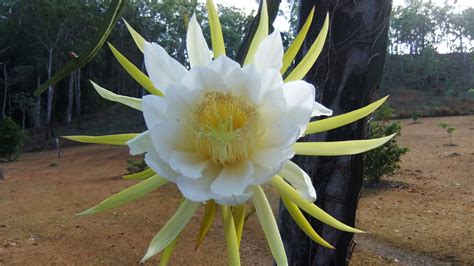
[208,55,240,80]
[253,30,284,72]
[142,95,166,128]
[144,150,179,183]
[180,66,228,94]
[211,160,254,196]
[149,121,193,163]
[215,192,253,206]
[127,131,151,155]
[259,118,300,148]
[144,41,187,93]
[282,80,315,136]
[312,101,333,117]
[279,161,316,202]
[177,175,214,202]
[187,14,211,67]
[251,146,294,184]
[169,151,210,179]
[227,65,261,104]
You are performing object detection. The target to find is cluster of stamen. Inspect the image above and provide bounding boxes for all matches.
[190,91,261,166]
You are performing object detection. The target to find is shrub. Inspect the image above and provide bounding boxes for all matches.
[438,123,456,146]
[0,117,24,161]
[126,156,147,174]
[364,104,408,184]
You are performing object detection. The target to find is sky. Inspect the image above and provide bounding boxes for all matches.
[214,0,473,32]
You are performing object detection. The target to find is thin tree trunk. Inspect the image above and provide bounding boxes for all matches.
[74,69,81,126]
[278,0,393,265]
[2,62,7,118]
[46,48,54,125]
[66,71,74,124]
[33,73,42,128]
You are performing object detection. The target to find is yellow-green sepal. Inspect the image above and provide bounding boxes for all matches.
[270,176,363,233]
[206,0,226,57]
[62,133,138,145]
[90,80,142,111]
[293,134,396,156]
[281,7,315,75]
[221,205,241,266]
[123,19,145,52]
[159,233,180,266]
[281,195,334,249]
[285,13,329,82]
[243,0,268,65]
[108,42,164,96]
[77,174,167,216]
[232,204,246,247]
[122,167,155,180]
[305,96,389,135]
[141,199,200,262]
[251,185,287,266]
[195,200,217,250]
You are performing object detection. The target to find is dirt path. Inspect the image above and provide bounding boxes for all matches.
[1,115,473,265]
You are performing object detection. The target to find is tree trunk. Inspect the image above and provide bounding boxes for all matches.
[33,73,42,128]
[2,62,7,118]
[46,48,54,125]
[66,71,74,124]
[74,69,81,124]
[278,0,392,265]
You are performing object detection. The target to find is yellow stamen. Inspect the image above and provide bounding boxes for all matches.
[190,91,261,166]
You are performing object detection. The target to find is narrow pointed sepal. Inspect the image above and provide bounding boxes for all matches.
[195,200,217,250]
[305,96,389,135]
[270,176,364,234]
[123,19,145,52]
[122,167,155,180]
[77,174,167,216]
[62,133,138,146]
[294,134,396,156]
[90,80,142,111]
[221,205,241,266]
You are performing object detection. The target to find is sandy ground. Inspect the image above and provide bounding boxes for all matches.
[0,116,473,265]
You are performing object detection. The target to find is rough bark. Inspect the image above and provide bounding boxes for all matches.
[278,0,392,265]
[66,71,74,124]
[74,69,81,125]
[46,48,54,125]
[33,72,42,128]
[1,62,7,118]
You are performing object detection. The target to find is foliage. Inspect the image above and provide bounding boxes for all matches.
[0,117,23,161]
[438,122,456,146]
[411,111,420,122]
[364,104,408,184]
[126,156,147,174]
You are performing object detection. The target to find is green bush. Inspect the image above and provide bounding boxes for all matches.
[126,156,147,174]
[0,117,24,161]
[364,104,408,184]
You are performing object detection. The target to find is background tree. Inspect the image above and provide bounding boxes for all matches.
[278,0,393,264]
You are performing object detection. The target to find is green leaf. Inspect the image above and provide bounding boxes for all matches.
[78,174,167,216]
[293,134,396,156]
[285,13,329,82]
[305,96,388,135]
[122,168,155,180]
[35,0,127,96]
[90,81,142,111]
[62,133,138,145]
[108,42,163,96]
[251,185,287,266]
[280,7,314,75]
[141,199,200,262]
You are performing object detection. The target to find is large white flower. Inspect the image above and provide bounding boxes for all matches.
[127,27,325,206]
[65,1,395,264]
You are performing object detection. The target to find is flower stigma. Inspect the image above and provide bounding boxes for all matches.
[190,91,262,166]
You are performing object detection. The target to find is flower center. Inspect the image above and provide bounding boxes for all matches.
[190,91,261,166]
